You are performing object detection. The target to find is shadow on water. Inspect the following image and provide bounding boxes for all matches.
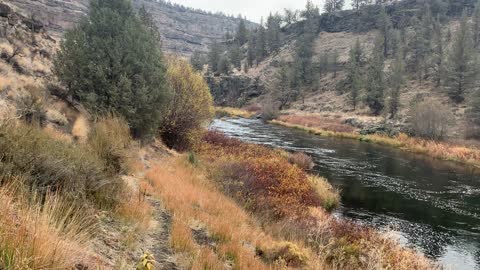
[210,117,480,270]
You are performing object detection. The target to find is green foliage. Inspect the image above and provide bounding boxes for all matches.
[345,39,365,110]
[218,55,231,75]
[445,12,477,103]
[191,50,206,72]
[229,45,242,70]
[387,53,405,118]
[324,0,345,14]
[266,13,282,53]
[377,6,393,57]
[0,121,123,209]
[255,20,268,63]
[54,0,170,141]
[160,58,214,151]
[88,116,133,175]
[136,253,155,270]
[208,41,222,73]
[247,32,256,67]
[365,35,386,115]
[466,88,480,139]
[235,18,249,45]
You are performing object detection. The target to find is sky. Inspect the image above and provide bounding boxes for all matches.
[166,0,328,23]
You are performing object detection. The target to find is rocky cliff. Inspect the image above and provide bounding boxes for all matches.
[6,0,255,56]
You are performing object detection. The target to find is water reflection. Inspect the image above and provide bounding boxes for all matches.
[211,118,480,270]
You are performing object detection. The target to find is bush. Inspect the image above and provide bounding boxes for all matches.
[288,152,314,171]
[88,116,133,175]
[199,131,338,219]
[409,100,453,140]
[0,121,123,208]
[160,57,214,151]
[261,101,279,122]
[54,0,171,140]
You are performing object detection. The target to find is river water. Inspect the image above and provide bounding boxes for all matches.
[210,117,480,270]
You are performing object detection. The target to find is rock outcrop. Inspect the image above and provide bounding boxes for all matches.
[6,0,256,56]
[206,75,265,107]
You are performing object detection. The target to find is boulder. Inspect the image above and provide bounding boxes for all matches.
[0,3,12,18]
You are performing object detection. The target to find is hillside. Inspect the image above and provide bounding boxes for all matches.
[6,0,256,56]
[206,0,480,144]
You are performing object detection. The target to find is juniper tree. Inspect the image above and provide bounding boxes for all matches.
[54,0,170,140]
[365,35,386,115]
[346,39,365,109]
[190,50,205,72]
[445,12,477,103]
[255,19,267,62]
[247,32,256,67]
[466,88,480,138]
[275,63,296,110]
[377,6,393,57]
[331,49,339,78]
[388,51,405,118]
[408,16,430,81]
[208,41,222,73]
[235,17,249,45]
[324,0,345,13]
[229,45,242,70]
[473,0,480,48]
[431,17,445,87]
[218,55,231,75]
[266,13,282,53]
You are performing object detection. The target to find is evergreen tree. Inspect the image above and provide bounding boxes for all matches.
[473,0,480,48]
[229,45,242,70]
[266,13,282,53]
[54,0,170,140]
[466,88,480,138]
[218,55,231,75]
[408,16,430,81]
[445,12,477,103]
[346,39,365,109]
[365,35,386,115]
[324,0,345,13]
[190,50,205,72]
[283,9,298,26]
[247,32,256,67]
[377,6,393,57]
[208,41,222,73]
[431,17,445,87]
[319,51,330,78]
[275,63,296,109]
[388,52,405,118]
[256,19,267,62]
[235,18,249,45]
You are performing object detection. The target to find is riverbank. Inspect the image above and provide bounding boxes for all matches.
[271,118,480,168]
[214,107,480,168]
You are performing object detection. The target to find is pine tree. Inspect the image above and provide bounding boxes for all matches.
[229,45,242,70]
[190,50,205,72]
[247,32,256,67]
[324,0,345,13]
[377,6,393,57]
[346,39,365,109]
[54,0,170,140]
[408,16,430,81]
[235,18,248,45]
[218,55,231,75]
[256,19,267,62]
[331,49,339,78]
[473,0,480,48]
[266,13,282,53]
[283,9,298,26]
[466,88,480,138]
[319,51,329,78]
[275,63,295,109]
[445,12,477,103]
[431,17,445,87]
[365,35,386,115]
[208,41,222,73]
[388,52,405,118]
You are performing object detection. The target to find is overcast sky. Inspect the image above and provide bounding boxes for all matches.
[167,0,329,23]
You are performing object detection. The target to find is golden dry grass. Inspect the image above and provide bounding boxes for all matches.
[0,186,96,270]
[72,115,90,143]
[215,106,255,118]
[145,157,321,269]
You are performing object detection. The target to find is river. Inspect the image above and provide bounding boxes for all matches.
[210,117,480,270]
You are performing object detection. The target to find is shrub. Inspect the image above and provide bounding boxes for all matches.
[54,0,171,140]
[261,101,279,122]
[88,116,133,174]
[288,152,314,170]
[409,100,454,140]
[262,242,309,267]
[160,57,214,151]
[199,131,337,219]
[0,121,123,208]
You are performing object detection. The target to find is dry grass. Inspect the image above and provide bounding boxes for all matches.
[170,216,197,254]
[288,152,315,170]
[273,119,480,168]
[145,157,319,269]
[0,186,96,269]
[72,115,90,143]
[277,114,355,133]
[215,106,255,118]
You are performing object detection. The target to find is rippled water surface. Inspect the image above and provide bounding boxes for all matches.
[211,118,480,270]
